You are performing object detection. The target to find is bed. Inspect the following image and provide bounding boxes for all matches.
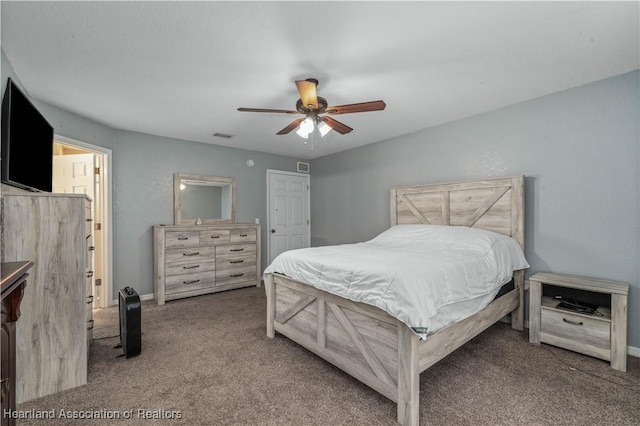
[263,176,526,425]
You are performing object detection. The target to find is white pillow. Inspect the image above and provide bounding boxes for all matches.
[368,224,529,270]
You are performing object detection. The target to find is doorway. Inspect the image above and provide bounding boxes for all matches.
[52,137,112,308]
[266,169,311,264]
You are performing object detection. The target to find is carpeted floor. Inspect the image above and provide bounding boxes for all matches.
[15,286,640,425]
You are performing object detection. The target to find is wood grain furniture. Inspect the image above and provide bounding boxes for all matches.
[154,224,261,304]
[1,193,93,403]
[1,261,32,426]
[264,175,525,426]
[529,272,629,371]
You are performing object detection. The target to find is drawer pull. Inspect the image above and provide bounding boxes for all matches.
[87,295,94,304]
[183,279,200,285]
[230,273,244,278]
[178,237,189,241]
[230,260,244,264]
[87,319,94,330]
[183,252,200,257]
[211,235,220,239]
[86,271,94,278]
[562,318,583,326]
[86,218,93,222]
[183,265,200,270]
[239,234,248,237]
[88,246,95,251]
[230,248,244,252]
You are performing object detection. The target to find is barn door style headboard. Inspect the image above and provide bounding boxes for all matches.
[390,176,525,248]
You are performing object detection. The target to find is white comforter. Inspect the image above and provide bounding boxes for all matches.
[264,224,529,338]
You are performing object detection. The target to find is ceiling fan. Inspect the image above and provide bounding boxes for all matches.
[238,78,386,138]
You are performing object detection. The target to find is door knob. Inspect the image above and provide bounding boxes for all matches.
[271,229,276,233]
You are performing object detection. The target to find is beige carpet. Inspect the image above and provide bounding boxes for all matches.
[16,286,640,425]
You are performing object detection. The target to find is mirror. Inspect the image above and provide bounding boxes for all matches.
[174,174,236,225]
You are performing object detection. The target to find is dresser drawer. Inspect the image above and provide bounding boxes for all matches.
[216,244,256,256]
[215,265,257,287]
[165,270,216,294]
[165,246,217,265]
[216,253,256,270]
[230,228,257,243]
[541,308,610,349]
[200,229,230,245]
[165,231,200,248]
[165,260,216,276]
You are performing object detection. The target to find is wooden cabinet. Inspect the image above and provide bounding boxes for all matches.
[154,224,261,304]
[1,261,32,426]
[529,272,629,371]
[1,193,93,402]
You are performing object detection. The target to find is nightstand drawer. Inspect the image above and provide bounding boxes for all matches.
[541,307,610,349]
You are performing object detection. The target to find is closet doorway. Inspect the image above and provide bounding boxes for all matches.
[52,137,112,308]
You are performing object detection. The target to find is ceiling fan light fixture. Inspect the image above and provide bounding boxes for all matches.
[238,78,384,139]
[295,127,309,139]
[317,120,331,137]
[296,116,315,138]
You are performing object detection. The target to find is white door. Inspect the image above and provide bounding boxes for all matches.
[53,153,95,198]
[52,153,96,307]
[267,170,310,264]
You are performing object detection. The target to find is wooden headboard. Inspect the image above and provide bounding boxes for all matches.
[390,176,525,248]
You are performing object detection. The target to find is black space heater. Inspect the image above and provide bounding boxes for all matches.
[117,287,141,358]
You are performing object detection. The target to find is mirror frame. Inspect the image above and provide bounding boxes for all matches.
[174,174,236,225]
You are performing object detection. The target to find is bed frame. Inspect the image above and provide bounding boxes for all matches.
[264,176,525,425]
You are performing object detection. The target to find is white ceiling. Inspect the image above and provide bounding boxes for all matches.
[1,1,638,160]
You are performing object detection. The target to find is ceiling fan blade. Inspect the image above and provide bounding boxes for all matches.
[321,116,353,134]
[295,80,318,110]
[238,107,300,114]
[276,118,306,135]
[325,100,386,115]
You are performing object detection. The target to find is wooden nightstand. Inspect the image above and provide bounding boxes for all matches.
[529,272,629,371]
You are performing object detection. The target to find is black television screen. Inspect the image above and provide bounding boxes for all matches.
[1,78,53,192]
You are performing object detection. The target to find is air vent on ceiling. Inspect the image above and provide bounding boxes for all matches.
[213,132,233,139]
[297,162,310,173]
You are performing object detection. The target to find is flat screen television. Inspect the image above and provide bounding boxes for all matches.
[1,78,54,192]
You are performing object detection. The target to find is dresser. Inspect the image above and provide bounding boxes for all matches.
[1,193,93,403]
[154,224,261,304]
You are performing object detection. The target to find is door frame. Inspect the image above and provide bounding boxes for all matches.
[266,169,311,265]
[55,135,113,309]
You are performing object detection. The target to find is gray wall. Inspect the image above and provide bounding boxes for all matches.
[2,47,301,302]
[112,129,298,300]
[310,71,640,348]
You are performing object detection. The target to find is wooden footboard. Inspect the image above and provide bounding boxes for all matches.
[265,273,402,402]
[265,272,522,426]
